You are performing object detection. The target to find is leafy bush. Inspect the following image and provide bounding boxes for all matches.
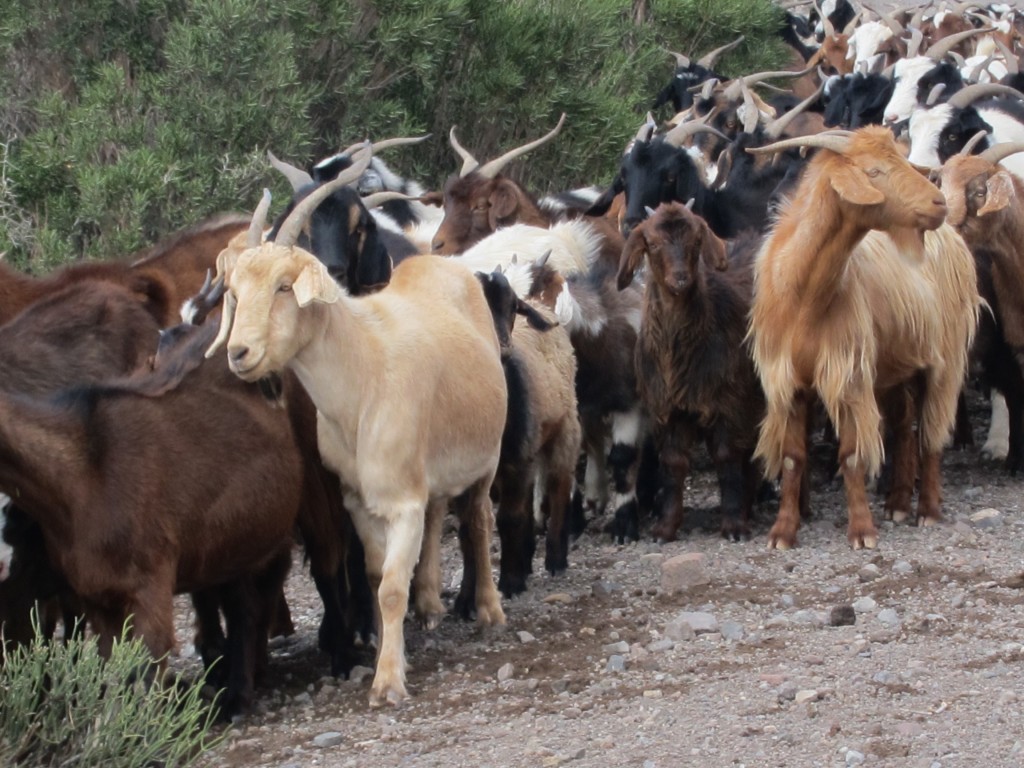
[0,617,224,768]
[0,0,789,270]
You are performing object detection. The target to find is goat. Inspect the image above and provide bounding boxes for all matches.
[503,255,647,543]
[747,126,979,549]
[208,167,508,708]
[617,203,764,541]
[653,36,746,113]
[937,140,1024,472]
[472,267,580,596]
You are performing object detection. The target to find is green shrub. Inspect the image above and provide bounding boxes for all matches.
[0,617,225,768]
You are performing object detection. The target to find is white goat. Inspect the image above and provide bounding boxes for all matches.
[209,154,508,707]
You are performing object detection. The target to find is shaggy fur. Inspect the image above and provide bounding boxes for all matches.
[750,126,980,549]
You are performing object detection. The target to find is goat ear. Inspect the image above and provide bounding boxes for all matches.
[517,299,557,332]
[978,170,1014,217]
[294,261,341,307]
[700,225,729,271]
[488,180,519,228]
[829,165,885,206]
[617,229,647,290]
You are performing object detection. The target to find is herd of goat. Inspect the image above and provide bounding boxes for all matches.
[1,0,1023,720]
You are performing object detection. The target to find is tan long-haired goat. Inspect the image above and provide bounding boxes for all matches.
[748,126,980,549]
[208,150,508,707]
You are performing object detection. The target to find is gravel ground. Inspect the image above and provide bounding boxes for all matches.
[174,388,1024,768]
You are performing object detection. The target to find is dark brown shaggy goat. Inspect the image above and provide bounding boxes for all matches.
[617,203,764,541]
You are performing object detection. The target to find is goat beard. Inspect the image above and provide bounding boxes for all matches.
[886,226,927,264]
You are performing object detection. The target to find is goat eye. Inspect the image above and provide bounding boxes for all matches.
[278,283,292,293]
[866,168,882,178]
[948,134,958,142]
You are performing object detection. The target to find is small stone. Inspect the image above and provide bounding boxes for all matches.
[792,609,827,627]
[602,641,630,654]
[544,593,573,604]
[664,619,696,641]
[674,610,719,634]
[497,663,515,682]
[829,605,857,627]
[853,596,877,613]
[895,722,923,738]
[795,689,820,704]
[893,560,914,575]
[778,682,798,702]
[660,552,710,594]
[720,620,745,641]
[647,638,676,652]
[643,689,663,699]
[313,732,344,748]
[779,593,796,608]
[348,665,374,684]
[970,508,1002,528]
[606,655,626,673]
[859,564,881,582]
[592,580,621,596]
[845,749,865,765]
[877,608,900,627]
[518,631,536,644]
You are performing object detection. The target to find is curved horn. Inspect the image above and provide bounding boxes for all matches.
[764,80,826,140]
[204,289,236,359]
[722,66,814,101]
[815,0,836,38]
[969,54,996,82]
[740,81,761,134]
[636,112,657,142]
[906,27,925,58]
[697,35,746,69]
[960,129,991,155]
[337,133,431,159]
[925,26,991,61]
[926,82,948,105]
[247,188,273,248]
[476,113,567,179]
[870,6,905,37]
[667,49,692,69]
[662,121,731,148]
[267,151,313,192]
[361,191,415,209]
[995,36,1018,76]
[980,140,1024,165]
[947,82,1024,109]
[746,130,853,156]
[449,125,480,177]
[276,145,373,248]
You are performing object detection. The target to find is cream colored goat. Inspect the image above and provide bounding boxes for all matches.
[209,154,508,707]
[748,126,980,550]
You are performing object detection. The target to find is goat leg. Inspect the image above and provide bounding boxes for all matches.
[837,424,879,550]
[651,428,693,543]
[412,499,447,630]
[494,475,534,599]
[767,395,810,549]
[454,477,505,628]
[1006,394,1024,476]
[544,471,574,576]
[883,385,918,524]
[915,451,944,527]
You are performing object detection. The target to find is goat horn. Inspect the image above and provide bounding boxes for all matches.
[476,113,567,179]
[969,54,996,82]
[696,35,746,69]
[536,250,552,268]
[700,78,719,101]
[723,66,815,101]
[361,191,415,209]
[198,268,213,298]
[740,81,761,134]
[979,140,1024,165]
[906,28,925,59]
[644,205,657,218]
[924,26,991,61]
[276,144,373,248]
[667,49,692,68]
[449,125,480,177]
[685,198,696,210]
[995,37,1018,76]
[947,82,1024,109]
[662,121,731,148]
[205,288,236,359]
[636,112,657,143]
[247,188,272,248]
[746,130,853,156]
[267,151,313,192]
[815,0,836,38]
[926,82,948,106]
[764,80,826,140]
[960,129,991,155]
[338,133,431,159]
[910,5,928,28]
[870,5,905,37]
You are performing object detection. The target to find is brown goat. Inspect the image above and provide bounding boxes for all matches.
[618,203,764,541]
[748,126,980,549]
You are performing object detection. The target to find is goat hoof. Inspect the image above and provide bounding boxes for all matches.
[767,534,795,550]
[498,573,528,599]
[475,598,506,627]
[849,532,878,550]
[369,684,408,708]
[419,612,445,631]
[917,515,940,528]
[889,509,911,524]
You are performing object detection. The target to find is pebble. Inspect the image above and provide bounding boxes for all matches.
[497,663,515,682]
[846,749,865,765]
[795,689,819,704]
[673,611,719,634]
[348,665,374,684]
[829,605,857,626]
[893,560,914,575]
[648,638,676,652]
[792,609,827,627]
[518,631,536,644]
[592,580,622,596]
[877,608,901,627]
[603,641,631,654]
[292,692,312,705]
[313,732,344,748]
[660,552,710,594]
[853,597,877,613]
[859,564,881,582]
[720,620,745,641]
[664,619,696,641]
[606,655,626,673]
[544,593,574,604]
[970,508,1002,528]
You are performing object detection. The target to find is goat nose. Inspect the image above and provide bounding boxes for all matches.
[431,238,444,253]
[229,346,249,364]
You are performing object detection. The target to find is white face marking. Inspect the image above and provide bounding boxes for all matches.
[611,408,643,447]
[0,494,12,582]
[906,105,953,169]
[884,57,936,124]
